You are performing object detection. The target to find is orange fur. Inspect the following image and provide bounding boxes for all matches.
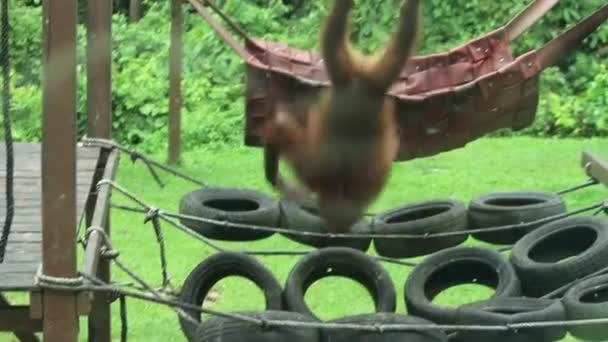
[261,0,421,232]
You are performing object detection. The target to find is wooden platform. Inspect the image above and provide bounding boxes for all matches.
[0,143,103,291]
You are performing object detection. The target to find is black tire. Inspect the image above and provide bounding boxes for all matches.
[510,216,608,297]
[283,247,396,320]
[468,191,567,245]
[278,199,372,251]
[179,187,280,241]
[193,310,321,342]
[453,297,567,342]
[404,246,521,325]
[563,274,608,341]
[373,199,469,258]
[178,252,283,341]
[324,313,448,342]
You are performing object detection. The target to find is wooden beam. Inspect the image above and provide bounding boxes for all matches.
[1,294,40,341]
[84,149,119,342]
[29,291,42,319]
[41,0,79,338]
[582,150,608,188]
[81,149,119,283]
[0,306,42,332]
[168,0,183,165]
[80,149,119,341]
[85,0,113,338]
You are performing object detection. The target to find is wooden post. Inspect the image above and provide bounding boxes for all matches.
[41,0,79,339]
[87,0,112,139]
[0,294,40,341]
[168,0,183,165]
[86,0,113,339]
[129,0,141,22]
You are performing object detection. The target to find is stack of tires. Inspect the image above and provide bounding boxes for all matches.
[177,187,608,341]
[178,186,373,250]
[178,186,471,256]
[178,242,608,341]
[178,186,572,260]
[178,248,449,342]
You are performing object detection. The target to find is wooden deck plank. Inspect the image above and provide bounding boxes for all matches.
[0,143,106,291]
[0,273,38,291]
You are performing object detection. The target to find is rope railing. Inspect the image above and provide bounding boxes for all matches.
[81,137,206,188]
[98,177,608,281]
[94,181,226,253]
[34,256,608,335]
[541,263,608,299]
[19,156,596,340]
[74,139,608,338]
[108,203,420,268]
[101,178,607,240]
[83,227,204,328]
[80,137,608,240]
[33,221,608,336]
[555,178,599,195]
[144,208,172,288]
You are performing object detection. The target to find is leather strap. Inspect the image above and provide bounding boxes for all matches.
[188,0,251,61]
[198,0,251,41]
[505,0,560,41]
[538,3,608,68]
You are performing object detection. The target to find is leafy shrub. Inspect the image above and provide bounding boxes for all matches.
[3,0,607,152]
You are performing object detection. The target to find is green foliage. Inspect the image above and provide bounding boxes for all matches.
[3,0,608,151]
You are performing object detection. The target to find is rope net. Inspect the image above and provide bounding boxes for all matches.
[64,139,608,340]
[36,220,608,336]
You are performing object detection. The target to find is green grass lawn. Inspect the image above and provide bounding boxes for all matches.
[2,136,607,341]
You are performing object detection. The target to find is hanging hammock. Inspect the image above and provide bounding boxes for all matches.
[189,0,608,161]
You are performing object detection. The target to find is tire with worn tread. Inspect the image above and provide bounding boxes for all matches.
[179,187,280,241]
[325,313,448,342]
[453,297,567,342]
[468,191,566,245]
[563,274,608,341]
[178,252,283,341]
[279,200,372,251]
[373,199,468,258]
[193,310,321,342]
[510,216,608,297]
[284,247,396,320]
[404,246,521,325]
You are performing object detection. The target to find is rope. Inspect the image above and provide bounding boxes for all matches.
[593,200,608,216]
[35,267,85,287]
[81,137,206,187]
[187,0,251,61]
[555,178,599,195]
[104,179,605,271]
[131,152,165,188]
[82,227,206,328]
[0,0,14,263]
[119,295,128,342]
[110,202,420,267]
[34,275,608,333]
[72,140,608,336]
[144,207,171,288]
[102,179,604,239]
[541,263,608,299]
[167,201,604,238]
[198,0,251,41]
[35,218,608,336]
[98,180,226,252]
